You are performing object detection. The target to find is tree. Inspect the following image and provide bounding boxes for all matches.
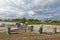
[0,19,2,21]
[20,17,27,23]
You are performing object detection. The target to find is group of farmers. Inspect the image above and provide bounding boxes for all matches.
[16,22,29,31]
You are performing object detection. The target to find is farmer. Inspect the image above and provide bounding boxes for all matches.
[20,22,24,28]
[39,24,43,34]
[16,22,21,28]
[24,22,29,32]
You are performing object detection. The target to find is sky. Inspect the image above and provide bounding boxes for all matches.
[0,0,60,20]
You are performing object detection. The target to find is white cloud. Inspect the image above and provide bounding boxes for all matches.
[16,12,25,17]
[28,11,35,16]
[0,0,60,20]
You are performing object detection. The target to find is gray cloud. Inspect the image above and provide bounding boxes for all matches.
[0,0,60,20]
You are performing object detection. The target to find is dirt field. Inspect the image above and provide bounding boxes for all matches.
[0,23,60,40]
[0,32,60,40]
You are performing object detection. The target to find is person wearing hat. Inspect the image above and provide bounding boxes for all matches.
[24,22,29,32]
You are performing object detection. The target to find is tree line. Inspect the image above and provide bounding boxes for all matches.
[0,18,60,25]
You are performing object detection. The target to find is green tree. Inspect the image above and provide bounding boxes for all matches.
[20,17,27,23]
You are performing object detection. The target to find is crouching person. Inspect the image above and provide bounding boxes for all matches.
[16,22,21,28]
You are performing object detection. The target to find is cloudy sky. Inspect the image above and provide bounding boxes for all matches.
[0,0,60,20]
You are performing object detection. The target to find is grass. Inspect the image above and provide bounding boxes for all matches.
[0,32,60,40]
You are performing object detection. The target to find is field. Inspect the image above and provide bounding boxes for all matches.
[0,22,60,40]
[0,32,60,40]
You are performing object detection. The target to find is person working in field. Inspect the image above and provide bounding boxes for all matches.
[16,22,21,28]
[24,22,29,32]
